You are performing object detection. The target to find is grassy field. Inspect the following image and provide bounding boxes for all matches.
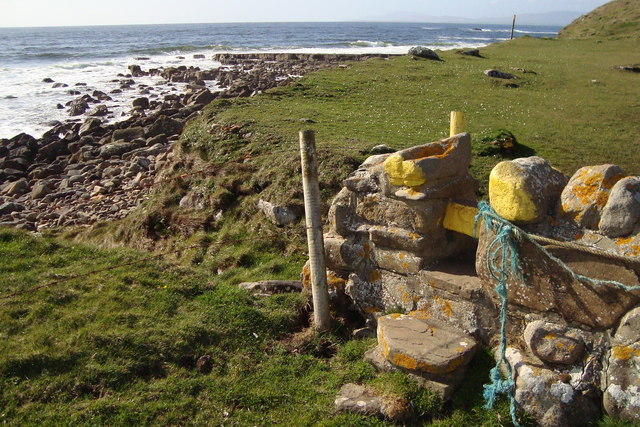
[559,0,640,39]
[0,228,519,425]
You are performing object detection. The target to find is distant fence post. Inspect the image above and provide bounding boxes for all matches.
[299,130,331,332]
[450,111,465,136]
[511,15,517,39]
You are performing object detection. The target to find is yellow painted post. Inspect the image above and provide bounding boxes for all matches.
[450,111,465,136]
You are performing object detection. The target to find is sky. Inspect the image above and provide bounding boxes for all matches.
[0,0,612,27]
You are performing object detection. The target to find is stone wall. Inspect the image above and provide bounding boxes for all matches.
[315,136,640,426]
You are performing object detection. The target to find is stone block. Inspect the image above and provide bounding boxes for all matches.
[489,156,567,224]
[559,164,625,229]
[523,320,585,365]
[599,176,640,237]
[377,314,477,379]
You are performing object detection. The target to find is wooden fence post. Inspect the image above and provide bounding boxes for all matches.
[299,130,331,332]
[511,15,517,39]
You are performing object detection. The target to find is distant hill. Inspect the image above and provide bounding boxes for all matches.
[558,0,640,38]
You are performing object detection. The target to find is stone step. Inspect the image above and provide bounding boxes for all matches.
[366,313,478,399]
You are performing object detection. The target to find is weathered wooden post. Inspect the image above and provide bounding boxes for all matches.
[299,130,331,332]
[510,15,517,39]
[450,111,465,136]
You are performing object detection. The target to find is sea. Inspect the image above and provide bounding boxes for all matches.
[0,22,561,139]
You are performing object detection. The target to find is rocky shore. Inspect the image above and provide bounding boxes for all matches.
[0,53,392,231]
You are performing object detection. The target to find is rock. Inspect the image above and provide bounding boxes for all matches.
[190,88,215,106]
[488,156,568,224]
[598,176,640,237]
[559,164,625,229]
[42,77,54,83]
[89,105,109,116]
[603,342,640,423]
[484,69,514,79]
[68,98,89,116]
[613,306,640,346]
[79,118,102,136]
[30,181,55,199]
[382,133,473,196]
[132,97,150,109]
[369,144,395,154]
[146,115,183,137]
[2,178,30,196]
[376,314,477,377]
[0,202,24,215]
[128,65,145,77]
[238,280,302,296]
[476,227,640,329]
[460,49,481,57]
[257,199,300,226]
[52,82,68,88]
[507,348,601,427]
[408,46,440,61]
[112,126,145,142]
[524,320,585,365]
[334,383,412,422]
[99,142,138,159]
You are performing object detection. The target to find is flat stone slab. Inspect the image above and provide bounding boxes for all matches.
[238,280,302,296]
[377,314,477,376]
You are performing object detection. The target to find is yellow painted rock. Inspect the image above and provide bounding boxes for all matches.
[489,156,567,224]
[383,133,472,190]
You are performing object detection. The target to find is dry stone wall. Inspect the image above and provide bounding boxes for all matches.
[317,137,640,426]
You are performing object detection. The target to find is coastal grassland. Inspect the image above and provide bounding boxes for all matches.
[0,228,519,425]
[182,36,640,201]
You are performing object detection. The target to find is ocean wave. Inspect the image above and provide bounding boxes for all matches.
[345,40,394,47]
[129,44,232,55]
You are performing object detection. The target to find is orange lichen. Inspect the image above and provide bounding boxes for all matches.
[569,171,624,207]
[544,333,557,340]
[612,345,640,361]
[363,243,371,260]
[365,306,382,314]
[617,236,634,245]
[408,310,431,320]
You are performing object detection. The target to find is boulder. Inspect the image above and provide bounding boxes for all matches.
[334,383,413,422]
[112,126,145,142]
[3,178,30,196]
[68,98,89,116]
[559,164,625,229]
[146,115,183,137]
[0,202,24,215]
[257,199,299,226]
[598,176,640,237]
[99,142,138,159]
[476,227,640,329]
[79,118,102,136]
[603,341,640,422]
[132,97,150,109]
[507,348,601,427]
[523,320,585,365]
[488,156,568,224]
[484,69,514,79]
[238,280,302,296]
[30,181,55,199]
[408,46,440,61]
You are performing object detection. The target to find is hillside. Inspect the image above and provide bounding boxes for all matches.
[558,0,640,38]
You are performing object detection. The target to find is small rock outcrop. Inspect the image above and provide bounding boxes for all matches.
[408,46,441,61]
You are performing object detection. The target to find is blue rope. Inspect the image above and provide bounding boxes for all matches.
[474,200,640,427]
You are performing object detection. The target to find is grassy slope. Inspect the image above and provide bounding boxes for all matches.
[0,228,516,426]
[558,0,640,39]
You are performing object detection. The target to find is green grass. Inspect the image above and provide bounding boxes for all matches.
[0,228,523,425]
[559,0,640,39]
